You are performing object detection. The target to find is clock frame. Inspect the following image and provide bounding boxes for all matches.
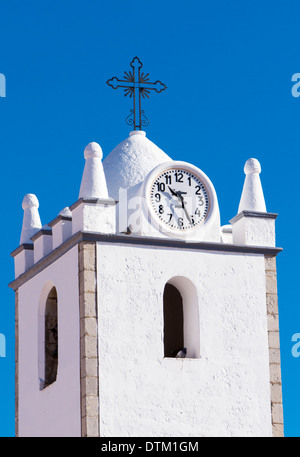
[143,161,216,237]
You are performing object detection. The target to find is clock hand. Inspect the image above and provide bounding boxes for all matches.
[174,191,192,224]
[167,187,192,223]
[176,190,187,197]
[168,187,187,205]
[168,187,183,210]
[168,186,178,197]
[181,200,192,224]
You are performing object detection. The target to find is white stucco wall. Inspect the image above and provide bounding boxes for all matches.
[232,216,276,247]
[18,246,81,437]
[96,242,272,437]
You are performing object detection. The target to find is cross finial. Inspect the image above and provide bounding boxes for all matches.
[106,57,167,130]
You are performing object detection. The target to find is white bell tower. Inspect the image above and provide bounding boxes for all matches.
[10,130,284,437]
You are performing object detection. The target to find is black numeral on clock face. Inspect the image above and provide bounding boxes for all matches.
[175,172,183,183]
[157,183,165,192]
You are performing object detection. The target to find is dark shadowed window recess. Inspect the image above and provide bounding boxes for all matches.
[163,283,184,358]
[44,287,58,388]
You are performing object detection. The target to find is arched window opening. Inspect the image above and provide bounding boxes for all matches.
[163,284,184,357]
[43,286,58,388]
[163,277,200,359]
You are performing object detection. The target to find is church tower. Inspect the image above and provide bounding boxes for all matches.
[9,62,284,438]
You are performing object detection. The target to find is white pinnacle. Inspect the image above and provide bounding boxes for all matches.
[79,142,109,199]
[59,207,72,218]
[20,194,42,244]
[238,158,267,213]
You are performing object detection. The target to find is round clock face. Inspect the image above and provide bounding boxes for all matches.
[149,168,210,231]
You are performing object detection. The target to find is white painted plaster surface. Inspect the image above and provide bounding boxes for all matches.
[18,246,81,437]
[220,225,233,244]
[20,194,42,244]
[79,142,109,199]
[14,249,34,278]
[33,232,52,264]
[72,201,116,234]
[97,243,272,437]
[232,216,276,247]
[238,159,267,213]
[103,131,172,201]
[52,209,72,249]
[52,219,72,249]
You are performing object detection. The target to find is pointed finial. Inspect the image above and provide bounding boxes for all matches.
[238,158,267,213]
[79,142,109,199]
[59,207,72,218]
[20,194,42,244]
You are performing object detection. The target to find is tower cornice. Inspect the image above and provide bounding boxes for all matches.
[8,230,283,291]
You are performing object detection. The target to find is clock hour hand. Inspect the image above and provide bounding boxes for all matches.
[168,186,178,197]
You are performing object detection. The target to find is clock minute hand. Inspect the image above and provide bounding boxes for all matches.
[181,199,192,224]
[170,188,192,224]
[169,186,184,209]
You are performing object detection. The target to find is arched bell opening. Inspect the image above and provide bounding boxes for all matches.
[163,277,200,359]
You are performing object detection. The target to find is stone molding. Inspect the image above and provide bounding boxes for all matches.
[15,289,19,437]
[78,242,100,437]
[265,255,284,437]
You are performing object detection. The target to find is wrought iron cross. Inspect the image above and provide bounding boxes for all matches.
[106,57,167,130]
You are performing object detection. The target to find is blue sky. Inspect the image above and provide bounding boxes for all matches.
[0,0,299,436]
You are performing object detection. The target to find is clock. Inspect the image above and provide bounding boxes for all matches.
[143,161,214,236]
